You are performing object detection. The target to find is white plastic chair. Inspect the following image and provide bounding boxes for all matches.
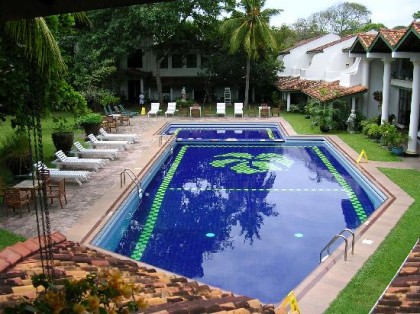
[54,150,108,171]
[216,103,226,116]
[165,102,177,116]
[34,161,91,186]
[73,142,119,160]
[234,103,244,117]
[148,103,160,117]
[97,128,138,143]
[87,134,129,150]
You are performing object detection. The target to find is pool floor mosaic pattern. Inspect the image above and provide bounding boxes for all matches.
[99,144,377,303]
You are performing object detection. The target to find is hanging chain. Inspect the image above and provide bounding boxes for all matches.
[28,51,55,279]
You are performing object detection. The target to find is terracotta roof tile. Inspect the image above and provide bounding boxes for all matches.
[378,28,407,48]
[357,34,377,50]
[302,81,367,102]
[0,234,277,313]
[374,239,420,313]
[412,21,420,33]
[276,77,324,92]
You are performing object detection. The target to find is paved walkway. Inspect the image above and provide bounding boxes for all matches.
[0,115,419,312]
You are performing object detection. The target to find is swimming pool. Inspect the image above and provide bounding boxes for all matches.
[92,127,386,304]
[164,122,284,142]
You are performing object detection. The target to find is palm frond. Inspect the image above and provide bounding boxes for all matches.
[5,18,66,78]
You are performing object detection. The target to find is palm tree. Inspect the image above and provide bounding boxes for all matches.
[220,0,281,107]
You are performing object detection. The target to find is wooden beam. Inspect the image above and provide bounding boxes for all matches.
[0,0,173,22]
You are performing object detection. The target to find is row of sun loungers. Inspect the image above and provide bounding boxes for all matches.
[147,102,244,117]
[37,130,139,186]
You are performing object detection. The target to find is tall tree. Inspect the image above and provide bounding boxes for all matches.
[220,0,281,107]
[292,2,371,38]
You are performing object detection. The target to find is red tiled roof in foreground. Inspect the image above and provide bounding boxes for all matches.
[373,240,420,313]
[378,28,408,48]
[0,233,277,313]
[357,33,377,50]
[276,77,367,102]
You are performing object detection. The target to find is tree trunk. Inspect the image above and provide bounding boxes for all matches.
[155,55,165,106]
[245,56,251,108]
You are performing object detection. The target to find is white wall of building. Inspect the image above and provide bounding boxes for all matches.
[278,34,340,77]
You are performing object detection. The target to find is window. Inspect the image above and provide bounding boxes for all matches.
[127,49,143,68]
[172,54,183,68]
[186,54,197,68]
[398,89,411,127]
[158,55,168,68]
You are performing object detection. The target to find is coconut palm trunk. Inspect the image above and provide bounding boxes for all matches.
[245,56,251,108]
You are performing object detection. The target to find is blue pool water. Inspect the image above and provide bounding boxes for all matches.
[93,138,385,303]
[164,123,284,142]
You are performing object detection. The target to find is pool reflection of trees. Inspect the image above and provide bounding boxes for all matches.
[139,161,278,278]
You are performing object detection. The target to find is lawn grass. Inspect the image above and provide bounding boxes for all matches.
[326,168,420,313]
[0,229,26,250]
[281,112,401,162]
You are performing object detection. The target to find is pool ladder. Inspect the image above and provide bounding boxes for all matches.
[120,169,142,199]
[320,229,355,263]
[159,134,171,146]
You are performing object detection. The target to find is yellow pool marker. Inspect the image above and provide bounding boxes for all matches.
[140,107,146,115]
[279,291,301,314]
[356,149,368,164]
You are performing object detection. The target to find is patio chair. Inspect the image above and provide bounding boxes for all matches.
[98,128,138,143]
[216,103,226,116]
[102,115,118,133]
[260,104,270,118]
[4,188,31,216]
[87,134,129,150]
[34,161,91,186]
[165,102,177,116]
[73,142,119,160]
[0,176,6,203]
[234,103,244,117]
[118,104,138,117]
[53,150,108,171]
[148,103,161,117]
[113,106,131,125]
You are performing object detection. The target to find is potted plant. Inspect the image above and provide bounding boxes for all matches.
[382,126,409,155]
[0,130,32,176]
[309,102,334,132]
[78,113,103,136]
[51,117,74,155]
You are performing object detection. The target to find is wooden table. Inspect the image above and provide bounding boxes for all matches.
[13,180,41,200]
[189,106,202,117]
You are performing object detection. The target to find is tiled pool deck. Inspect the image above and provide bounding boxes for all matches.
[0,114,418,312]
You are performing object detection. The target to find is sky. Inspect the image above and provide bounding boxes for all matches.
[265,0,418,29]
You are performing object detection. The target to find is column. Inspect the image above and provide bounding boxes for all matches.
[286,93,291,111]
[406,60,420,155]
[361,58,370,117]
[381,59,392,124]
[140,78,144,94]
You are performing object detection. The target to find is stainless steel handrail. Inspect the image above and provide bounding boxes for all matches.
[320,228,355,263]
[120,169,142,199]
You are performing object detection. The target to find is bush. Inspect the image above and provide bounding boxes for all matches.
[4,269,147,314]
[77,113,103,126]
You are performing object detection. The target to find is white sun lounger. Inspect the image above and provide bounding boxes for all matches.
[148,103,160,117]
[53,150,108,171]
[73,142,119,160]
[87,134,129,150]
[97,128,138,143]
[34,161,91,186]
[216,103,226,116]
[234,102,244,117]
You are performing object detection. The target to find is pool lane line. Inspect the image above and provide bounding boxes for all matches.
[168,187,345,192]
[313,146,367,223]
[130,146,188,261]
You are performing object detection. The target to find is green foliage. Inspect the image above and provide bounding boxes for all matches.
[77,113,103,126]
[5,269,147,313]
[97,90,120,107]
[0,229,26,251]
[380,124,409,148]
[292,2,371,38]
[52,117,74,133]
[413,11,420,19]
[0,130,30,158]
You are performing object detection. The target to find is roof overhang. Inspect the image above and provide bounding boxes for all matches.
[0,0,173,22]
